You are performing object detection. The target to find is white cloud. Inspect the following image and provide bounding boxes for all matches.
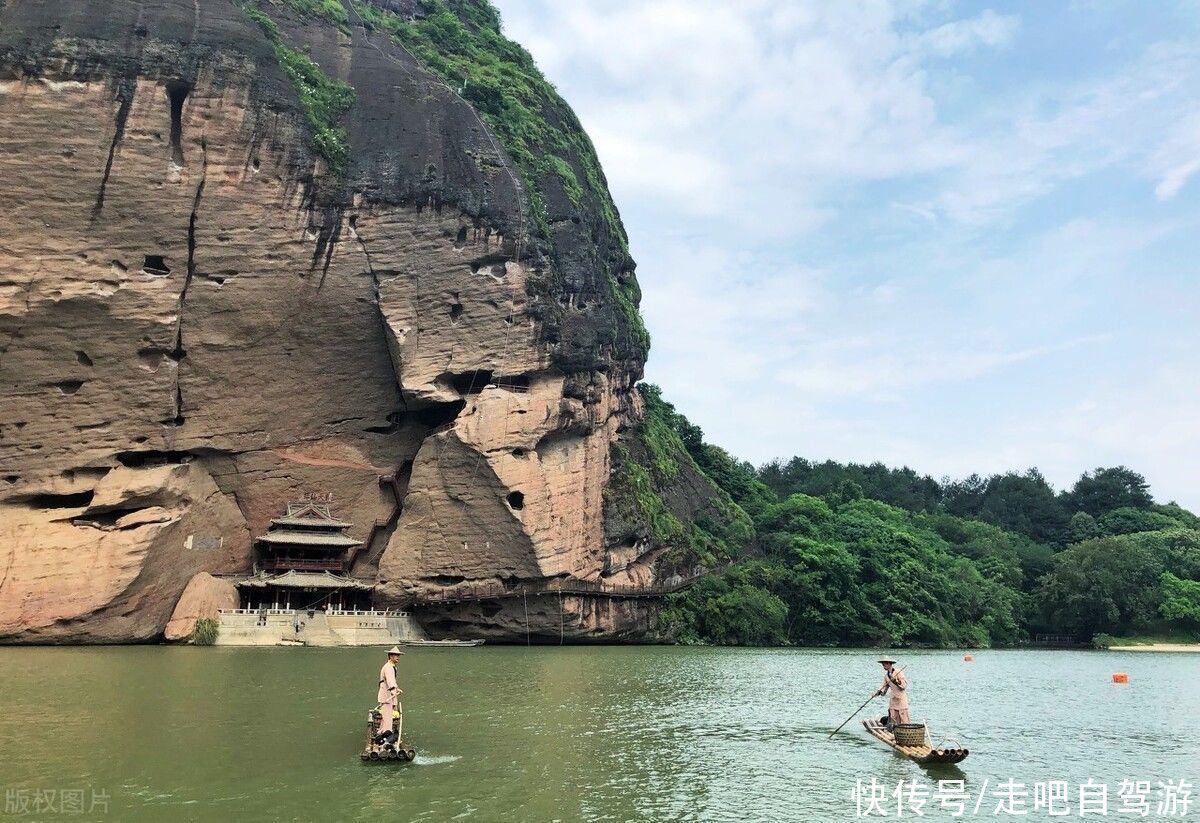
[910,9,1020,57]
[494,0,1200,508]
[1151,110,1200,199]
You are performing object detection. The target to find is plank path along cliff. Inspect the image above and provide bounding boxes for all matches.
[0,0,746,643]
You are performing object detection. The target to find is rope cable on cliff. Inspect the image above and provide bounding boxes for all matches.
[523,590,530,646]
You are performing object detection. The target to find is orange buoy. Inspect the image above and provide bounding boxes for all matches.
[963,654,973,662]
[1112,672,1129,684]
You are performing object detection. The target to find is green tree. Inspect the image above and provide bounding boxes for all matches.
[1159,572,1200,625]
[754,494,833,539]
[1035,536,1164,638]
[1067,511,1100,543]
[1098,507,1180,536]
[1068,466,1153,517]
[944,469,1069,545]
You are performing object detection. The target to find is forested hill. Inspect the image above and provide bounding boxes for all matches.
[640,385,1200,647]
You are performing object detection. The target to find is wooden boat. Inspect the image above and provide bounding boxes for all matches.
[862,719,968,765]
[403,639,485,647]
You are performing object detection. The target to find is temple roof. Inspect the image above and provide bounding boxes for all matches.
[256,531,363,548]
[269,515,354,529]
[235,570,375,590]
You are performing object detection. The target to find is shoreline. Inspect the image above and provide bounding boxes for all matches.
[1106,643,1200,652]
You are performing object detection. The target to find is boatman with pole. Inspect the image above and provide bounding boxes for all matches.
[374,645,404,744]
[877,658,909,727]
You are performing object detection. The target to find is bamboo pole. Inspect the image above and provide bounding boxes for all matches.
[829,665,907,739]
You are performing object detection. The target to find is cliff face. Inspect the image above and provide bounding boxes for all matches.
[0,0,738,642]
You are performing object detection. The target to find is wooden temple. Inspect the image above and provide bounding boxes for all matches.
[237,501,374,611]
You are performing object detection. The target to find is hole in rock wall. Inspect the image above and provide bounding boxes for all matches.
[137,345,186,367]
[448,371,493,396]
[506,491,525,511]
[55,380,85,395]
[75,351,94,367]
[18,490,96,509]
[165,80,190,166]
[115,449,193,468]
[495,373,530,391]
[74,505,154,529]
[143,256,171,276]
[511,447,528,458]
[449,303,463,322]
[411,400,465,429]
[364,412,404,435]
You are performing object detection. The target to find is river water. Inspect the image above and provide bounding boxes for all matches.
[0,646,1195,822]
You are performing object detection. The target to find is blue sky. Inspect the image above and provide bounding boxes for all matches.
[492,0,1200,509]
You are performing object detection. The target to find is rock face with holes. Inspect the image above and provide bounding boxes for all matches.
[0,0,732,643]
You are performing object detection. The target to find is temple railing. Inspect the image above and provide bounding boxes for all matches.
[260,557,345,572]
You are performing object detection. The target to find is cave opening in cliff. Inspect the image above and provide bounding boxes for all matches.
[398,400,462,430]
[17,490,95,509]
[506,491,525,511]
[364,411,404,435]
[115,449,194,467]
[448,370,493,395]
[165,80,190,166]
[73,506,144,528]
[143,255,171,276]
[496,373,530,391]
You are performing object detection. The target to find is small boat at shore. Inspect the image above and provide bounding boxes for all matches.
[862,719,969,765]
[403,639,485,647]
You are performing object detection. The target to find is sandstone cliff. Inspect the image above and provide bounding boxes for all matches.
[0,0,743,642]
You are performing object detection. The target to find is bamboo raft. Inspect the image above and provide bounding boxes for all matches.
[361,708,416,763]
[862,719,969,765]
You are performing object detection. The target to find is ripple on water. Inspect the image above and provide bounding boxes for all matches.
[0,646,1196,822]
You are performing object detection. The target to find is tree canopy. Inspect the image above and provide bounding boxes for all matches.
[645,384,1200,647]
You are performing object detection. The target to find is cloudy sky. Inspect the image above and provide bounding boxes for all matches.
[492,0,1200,508]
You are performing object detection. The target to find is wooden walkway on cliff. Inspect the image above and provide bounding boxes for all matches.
[411,568,720,606]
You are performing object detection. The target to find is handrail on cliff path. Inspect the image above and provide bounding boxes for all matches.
[409,562,729,606]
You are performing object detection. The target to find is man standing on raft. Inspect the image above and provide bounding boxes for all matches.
[877,658,909,727]
[374,645,403,744]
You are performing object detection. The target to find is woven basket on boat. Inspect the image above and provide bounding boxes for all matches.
[893,724,927,747]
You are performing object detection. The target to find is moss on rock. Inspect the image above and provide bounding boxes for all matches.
[348,0,648,365]
[241,3,356,170]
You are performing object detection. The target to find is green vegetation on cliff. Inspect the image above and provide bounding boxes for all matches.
[241,3,356,169]
[654,388,1200,647]
[347,0,649,360]
[348,0,625,246]
[277,0,350,28]
[605,385,754,574]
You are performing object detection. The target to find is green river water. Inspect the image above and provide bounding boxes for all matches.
[0,646,1196,822]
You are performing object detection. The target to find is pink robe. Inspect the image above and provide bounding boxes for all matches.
[377,661,400,735]
[880,669,910,724]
